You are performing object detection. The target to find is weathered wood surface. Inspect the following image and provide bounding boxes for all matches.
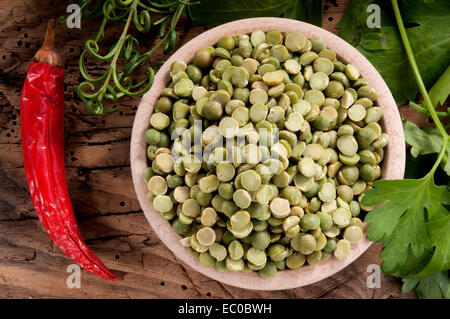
[0,0,417,298]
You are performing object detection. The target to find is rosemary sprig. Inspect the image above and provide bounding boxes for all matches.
[65,0,193,114]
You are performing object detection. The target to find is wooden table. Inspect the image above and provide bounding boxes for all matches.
[0,0,416,298]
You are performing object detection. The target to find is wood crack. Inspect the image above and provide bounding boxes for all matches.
[84,234,137,244]
[315,270,368,299]
[177,262,203,297]
[216,281,235,299]
[77,211,142,219]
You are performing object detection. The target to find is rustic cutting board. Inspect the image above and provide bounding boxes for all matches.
[0,0,417,298]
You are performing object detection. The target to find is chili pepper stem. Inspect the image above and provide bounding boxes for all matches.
[34,19,63,67]
[42,19,56,49]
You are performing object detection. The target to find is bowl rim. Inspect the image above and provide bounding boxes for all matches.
[130,17,405,291]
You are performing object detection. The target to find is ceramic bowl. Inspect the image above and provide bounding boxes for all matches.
[130,18,405,290]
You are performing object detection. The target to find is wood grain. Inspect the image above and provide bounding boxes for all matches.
[0,0,416,298]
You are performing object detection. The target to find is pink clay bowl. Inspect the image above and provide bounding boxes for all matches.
[130,18,405,290]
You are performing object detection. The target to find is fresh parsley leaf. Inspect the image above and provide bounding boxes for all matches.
[403,271,450,299]
[362,175,450,276]
[401,277,419,294]
[188,0,292,26]
[338,0,450,105]
[336,0,373,46]
[416,215,450,277]
[361,0,450,299]
[336,0,391,46]
[283,0,323,27]
[429,65,450,107]
[404,120,450,175]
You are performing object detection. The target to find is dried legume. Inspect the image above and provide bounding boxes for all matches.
[145,30,389,278]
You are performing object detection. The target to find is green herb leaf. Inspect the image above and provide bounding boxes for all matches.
[401,277,419,294]
[188,0,291,26]
[403,271,450,299]
[362,0,450,299]
[336,0,372,46]
[415,215,450,277]
[404,120,450,175]
[283,0,323,27]
[339,0,450,105]
[429,65,450,107]
[363,175,450,276]
[336,0,391,46]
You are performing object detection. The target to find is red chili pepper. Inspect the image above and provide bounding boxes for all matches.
[20,20,119,281]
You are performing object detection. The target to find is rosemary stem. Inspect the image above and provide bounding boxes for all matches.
[95,17,108,42]
[97,0,137,98]
[143,4,186,58]
[111,0,137,67]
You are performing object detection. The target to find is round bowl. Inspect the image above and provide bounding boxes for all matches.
[130,18,405,290]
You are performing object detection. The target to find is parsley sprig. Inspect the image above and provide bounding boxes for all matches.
[362,0,450,293]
